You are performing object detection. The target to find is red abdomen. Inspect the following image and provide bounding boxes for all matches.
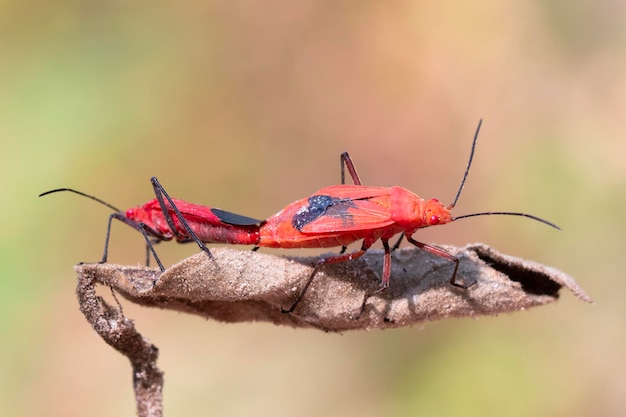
[127,199,260,245]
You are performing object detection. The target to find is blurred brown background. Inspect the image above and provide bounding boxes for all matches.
[2,1,624,416]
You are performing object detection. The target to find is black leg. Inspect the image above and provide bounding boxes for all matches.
[149,177,213,259]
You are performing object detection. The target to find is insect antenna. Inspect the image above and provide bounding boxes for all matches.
[453,211,561,230]
[39,188,121,213]
[40,187,169,269]
[443,120,561,231]
[447,119,482,210]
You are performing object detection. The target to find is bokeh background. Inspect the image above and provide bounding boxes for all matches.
[2,1,624,416]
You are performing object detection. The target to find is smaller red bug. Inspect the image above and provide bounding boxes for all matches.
[39,178,262,271]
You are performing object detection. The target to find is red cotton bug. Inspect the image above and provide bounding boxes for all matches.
[39,177,262,271]
[254,119,560,312]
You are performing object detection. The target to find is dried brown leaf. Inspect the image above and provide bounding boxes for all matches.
[76,243,591,333]
[75,243,590,416]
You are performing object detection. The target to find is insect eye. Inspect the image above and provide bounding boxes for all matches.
[430,215,440,224]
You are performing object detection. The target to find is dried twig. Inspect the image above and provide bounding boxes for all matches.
[76,269,163,417]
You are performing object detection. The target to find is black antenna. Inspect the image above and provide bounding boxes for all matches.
[448,119,482,210]
[445,119,560,231]
[453,211,561,230]
[39,188,121,213]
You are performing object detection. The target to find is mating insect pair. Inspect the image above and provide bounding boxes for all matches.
[40,120,559,312]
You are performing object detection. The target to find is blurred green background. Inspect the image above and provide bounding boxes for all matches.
[2,1,624,416]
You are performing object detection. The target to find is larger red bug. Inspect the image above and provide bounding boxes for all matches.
[255,120,559,311]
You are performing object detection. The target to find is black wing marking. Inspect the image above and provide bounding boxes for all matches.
[211,208,262,226]
[292,195,356,231]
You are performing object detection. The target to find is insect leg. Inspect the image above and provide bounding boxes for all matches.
[355,239,393,319]
[145,238,161,267]
[405,236,474,288]
[150,177,213,259]
[135,223,167,271]
[380,239,392,287]
[282,241,372,313]
[339,151,363,255]
[391,233,405,251]
[339,153,405,253]
[102,212,169,271]
[340,152,363,185]
[100,212,124,264]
